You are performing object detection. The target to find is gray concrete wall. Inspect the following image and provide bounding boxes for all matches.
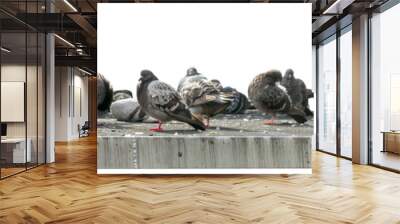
[55,67,89,141]
[98,136,311,169]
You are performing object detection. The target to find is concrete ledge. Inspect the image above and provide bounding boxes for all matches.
[97,136,311,170]
[97,168,312,175]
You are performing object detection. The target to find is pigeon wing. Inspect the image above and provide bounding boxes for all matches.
[290,79,308,111]
[187,79,223,106]
[148,81,185,112]
[258,86,291,113]
[148,81,205,130]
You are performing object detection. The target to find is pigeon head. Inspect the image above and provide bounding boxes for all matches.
[264,70,283,85]
[139,70,158,83]
[284,69,295,80]
[186,67,199,77]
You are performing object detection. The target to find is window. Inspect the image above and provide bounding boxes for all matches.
[317,36,337,154]
[370,3,400,171]
[339,28,352,158]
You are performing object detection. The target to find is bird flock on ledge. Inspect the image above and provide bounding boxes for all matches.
[135,67,313,132]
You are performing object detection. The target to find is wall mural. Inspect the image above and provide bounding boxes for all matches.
[97,3,313,174]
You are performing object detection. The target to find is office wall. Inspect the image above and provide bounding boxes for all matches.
[1,65,38,138]
[55,67,69,141]
[74,72,89,134]
[55,67,89,141]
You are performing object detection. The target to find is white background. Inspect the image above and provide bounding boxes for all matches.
[98,3,312,99]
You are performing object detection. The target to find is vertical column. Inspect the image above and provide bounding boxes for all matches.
[336,30,341,156]
[46,0,55,163]
[352,14,369,164]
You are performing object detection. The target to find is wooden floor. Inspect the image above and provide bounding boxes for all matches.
[1,135,400,223]
[373,150,400,171]
[1,167,26,178]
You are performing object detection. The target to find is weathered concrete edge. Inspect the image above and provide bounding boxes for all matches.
[97,136,311,170]
[97,136,312,139]
[97,168,312,174]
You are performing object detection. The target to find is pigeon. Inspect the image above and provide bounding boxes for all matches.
[178,67,233,127]
[110,98,148,122]
[209,79,249,114]
[177,67,205,92]
[97,73,113,112]
[281,69,314,116]
[221,87,250,114]
[248,70,307,124]
[209,80,249,114]
[137,70,206,132]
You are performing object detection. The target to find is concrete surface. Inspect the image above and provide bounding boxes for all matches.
[97,110,313,137]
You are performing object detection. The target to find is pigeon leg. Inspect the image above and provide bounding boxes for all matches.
[264,115,275,125]
[150,121,164,132]
[206,118,210,128]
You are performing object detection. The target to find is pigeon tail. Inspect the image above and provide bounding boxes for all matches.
[186,114,207,131]
[304,107,314,116]
[164,107,206,131]
[216,91,235,104]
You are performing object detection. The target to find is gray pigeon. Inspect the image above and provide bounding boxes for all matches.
[137,70,206,132]
[209,80,250,114]
[178,67,233,127]
[208,80,250,114]
[281,69,314,116]
[110,98,147,122]
[97,73,113,112]
[248,70,307,124]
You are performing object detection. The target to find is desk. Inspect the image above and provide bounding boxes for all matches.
[382,131,400,154]
[1,138,31,163]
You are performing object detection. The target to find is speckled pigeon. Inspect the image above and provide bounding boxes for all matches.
[177,67,233,127]
[137,70,205,132]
